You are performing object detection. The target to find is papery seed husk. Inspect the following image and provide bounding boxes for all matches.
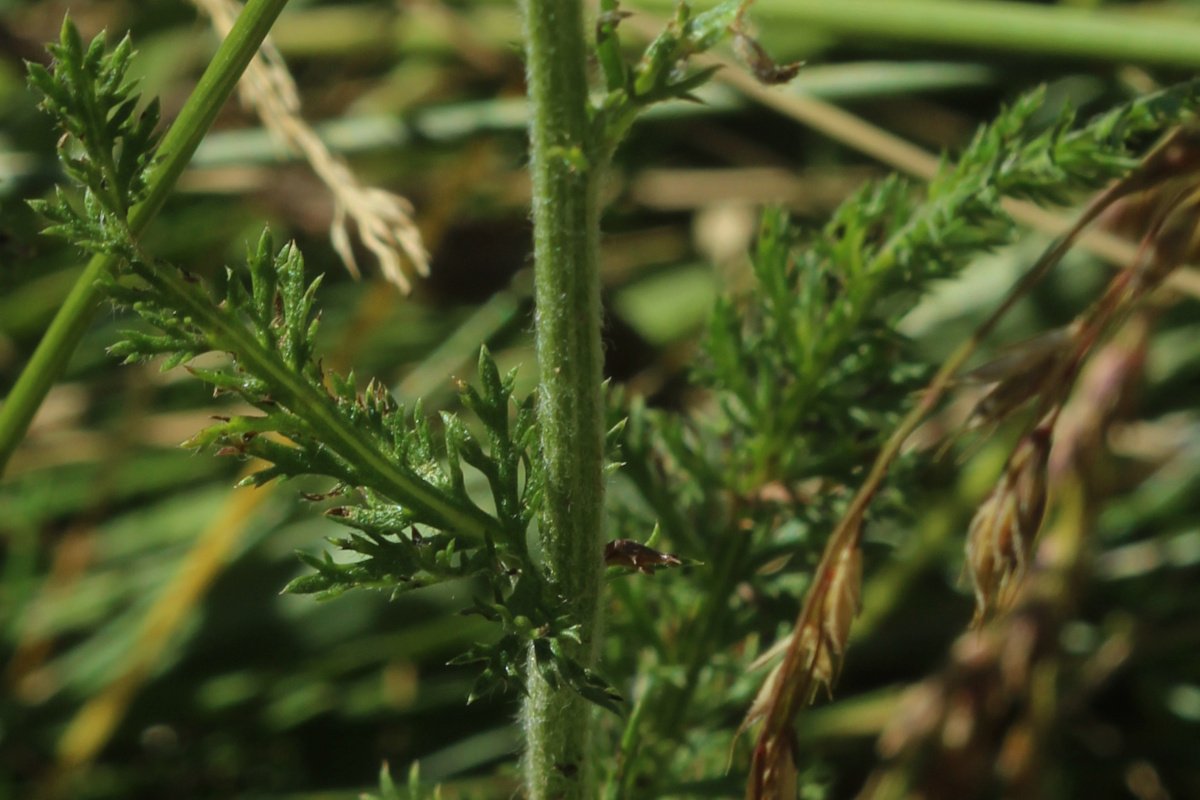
[1011,429,1050,539]
[964,328,1074,385]
[965,490,1004,617]
[743,660,784,732]
[822,543,862,658]
[966,427,1051,622]
[797,625,821,672]
[747,734,798,800]
[812,644,836,698]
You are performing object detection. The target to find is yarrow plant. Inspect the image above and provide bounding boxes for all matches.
[9,0,1200,798]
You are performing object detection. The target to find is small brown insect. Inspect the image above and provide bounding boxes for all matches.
[603,539,683,575]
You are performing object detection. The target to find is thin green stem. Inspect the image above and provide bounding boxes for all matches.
[632,0,1200,69]
[0,0,291,477]
[518,0,606,795]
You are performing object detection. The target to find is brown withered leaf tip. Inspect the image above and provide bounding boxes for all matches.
[604,539,683,575]
[732,30,804,85]
[595,8,632,36]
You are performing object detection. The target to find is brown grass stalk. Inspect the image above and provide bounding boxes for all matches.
[743,128,1200,799]
[859,308,1151,800]
[964,165,1200,620]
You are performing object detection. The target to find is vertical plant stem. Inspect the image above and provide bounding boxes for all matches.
[0,0,291,476]
[519,0,606,796]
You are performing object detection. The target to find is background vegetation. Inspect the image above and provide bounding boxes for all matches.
[3,0,1200,798]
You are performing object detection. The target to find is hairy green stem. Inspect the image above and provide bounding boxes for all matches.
[0,0,291,476]
[632,0,1200,69]
[519,0,606,796]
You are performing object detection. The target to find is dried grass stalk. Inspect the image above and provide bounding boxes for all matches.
[961,175,1200,625]
[741,130,1200,800]
[738,133,1199,794]
[863,360,1130,799]
[193,0,429,291]
[744,528,862,799]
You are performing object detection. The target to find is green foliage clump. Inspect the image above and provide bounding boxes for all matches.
[708,80,1200,489]
[596,80,1200,794]
[27,17,619,717]
[25,19,159,255]
[18,5,1200,799]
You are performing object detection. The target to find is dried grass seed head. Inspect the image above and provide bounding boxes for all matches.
[193,0,429,292]
[965,426,1052,624]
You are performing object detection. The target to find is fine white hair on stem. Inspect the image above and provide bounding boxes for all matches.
[192,0,430,292]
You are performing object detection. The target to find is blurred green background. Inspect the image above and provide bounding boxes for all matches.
[4,0,1200,797]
